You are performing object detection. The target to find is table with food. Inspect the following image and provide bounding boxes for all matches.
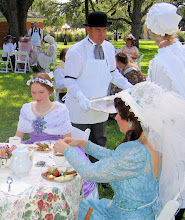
[0,138,83,220]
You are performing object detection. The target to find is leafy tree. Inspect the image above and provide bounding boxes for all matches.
[0,0,34,39]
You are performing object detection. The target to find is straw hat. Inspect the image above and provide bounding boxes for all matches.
[124,33,136,44]
[22,34,31,42]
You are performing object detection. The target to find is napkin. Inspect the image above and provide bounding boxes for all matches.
[0,180,32,196]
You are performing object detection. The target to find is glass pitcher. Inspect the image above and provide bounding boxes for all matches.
[10,144,32,177]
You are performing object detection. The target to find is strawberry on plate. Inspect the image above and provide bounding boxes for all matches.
[51,168,60,177]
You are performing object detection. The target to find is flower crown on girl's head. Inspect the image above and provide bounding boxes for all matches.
[27,78,53,87]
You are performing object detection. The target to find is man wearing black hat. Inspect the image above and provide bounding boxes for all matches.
[64,12,132,164]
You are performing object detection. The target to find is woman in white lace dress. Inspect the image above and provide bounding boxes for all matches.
[145,3,185,219]
[15,72,98,200]
[15,72,72,143]
[146,2,185,99]
[38,34,56,72]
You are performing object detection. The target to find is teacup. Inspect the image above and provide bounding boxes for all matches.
[53,153,67,166]
[9,136,21,147]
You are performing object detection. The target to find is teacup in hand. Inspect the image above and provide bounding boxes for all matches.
[53,153,67,166]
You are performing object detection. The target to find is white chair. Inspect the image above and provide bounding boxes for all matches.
[50,50,59,69]
[157,176,185,220]
[136,54,144,70]
[71,127,91,140]
[0,51,13,73]
[157,200,179,220]
[14,51,30,73]
[115,48,121,55]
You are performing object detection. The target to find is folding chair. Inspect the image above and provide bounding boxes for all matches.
[0,51,13,73]
[157,176,185,220]
[50,50,59,69]
[52,80,67,102]
[14,51,30,73]
[71,127,91,140]
[136,54,145,70]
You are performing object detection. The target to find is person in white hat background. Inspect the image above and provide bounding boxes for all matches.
[28,22,43,47]
[146,2,185,100]
[37,34,57,73]
[145,3,185,219]
[120,33,139,61]
[64,11,132,168]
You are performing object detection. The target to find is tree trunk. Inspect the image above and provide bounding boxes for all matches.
[130,0,145,48]
[85,0,89,25]
[0,0,34,41]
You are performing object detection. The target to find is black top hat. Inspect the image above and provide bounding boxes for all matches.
[83,11,112,27]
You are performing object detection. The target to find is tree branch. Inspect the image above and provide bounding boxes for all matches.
[89,0,95,11]
[107,0,123,13]
[127,1,132,19]
[141,2,153,17]
[109,17,132,25]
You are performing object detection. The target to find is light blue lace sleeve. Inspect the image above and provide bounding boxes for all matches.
[84,141,114,160]
[64,141,147,183]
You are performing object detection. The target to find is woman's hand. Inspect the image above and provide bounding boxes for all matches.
[63,137,88,149]
[54,139,69,154]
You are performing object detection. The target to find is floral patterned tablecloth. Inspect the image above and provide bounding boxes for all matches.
[0,149,83,220]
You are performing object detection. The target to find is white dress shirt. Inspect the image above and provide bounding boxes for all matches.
[3,42,14,56]
[53,61,65,89]
[64,35,132,99]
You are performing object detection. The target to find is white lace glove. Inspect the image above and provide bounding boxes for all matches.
[76,92,91,112]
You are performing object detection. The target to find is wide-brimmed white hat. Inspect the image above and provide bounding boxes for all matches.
[44,34,54,44]
[145,3,182,36]
[90,81,185,207]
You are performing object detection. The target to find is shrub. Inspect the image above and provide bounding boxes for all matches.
[177,30,185,43]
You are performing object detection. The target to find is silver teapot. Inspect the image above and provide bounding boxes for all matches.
[10,144,32,177]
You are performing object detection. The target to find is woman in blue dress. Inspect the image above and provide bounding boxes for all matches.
[54,82,162,220]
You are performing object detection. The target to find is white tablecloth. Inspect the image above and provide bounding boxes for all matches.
[0,148,83,220]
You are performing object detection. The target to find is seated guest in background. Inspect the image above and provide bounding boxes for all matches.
[2,35,16,68]
[116,52,145,85]
[15,72,99,200]
[121,34,139,61]
[18,34,34,65]
[53,48,68,102]
[109,52,145,96]
[37,34,57,73]
[50,32,58,49]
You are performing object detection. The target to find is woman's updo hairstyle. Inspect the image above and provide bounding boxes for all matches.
[116,52,129,65]
[114,98,143,143]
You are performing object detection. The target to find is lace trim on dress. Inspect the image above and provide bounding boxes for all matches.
[17,102,73,135]
[107,195,158,211]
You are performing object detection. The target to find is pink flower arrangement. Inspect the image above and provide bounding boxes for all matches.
[0,145,16,159]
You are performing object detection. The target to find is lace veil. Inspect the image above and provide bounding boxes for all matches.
[90,81,185,208]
